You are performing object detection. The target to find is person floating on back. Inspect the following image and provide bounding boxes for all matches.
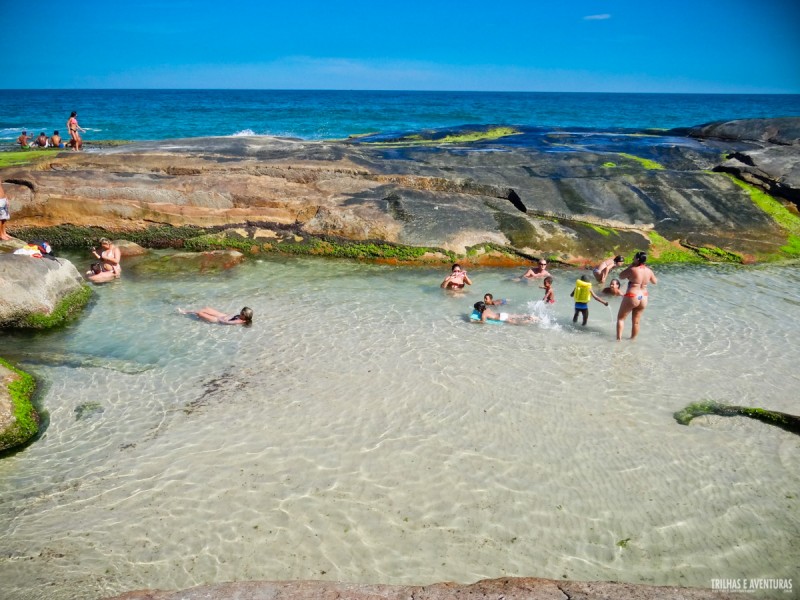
[570,275,608,326]
[179,306,253,325]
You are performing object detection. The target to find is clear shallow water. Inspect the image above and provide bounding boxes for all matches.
[0,258,798,599]
[1,90,799,142]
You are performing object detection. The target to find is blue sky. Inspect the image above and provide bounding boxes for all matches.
[1,0,798,92]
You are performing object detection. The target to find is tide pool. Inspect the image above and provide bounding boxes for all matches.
[0,258,798,599]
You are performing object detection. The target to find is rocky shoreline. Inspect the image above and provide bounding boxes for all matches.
[1,118,798,268]
[1,118,797,595]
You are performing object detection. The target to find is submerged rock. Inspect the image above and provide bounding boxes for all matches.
[129,249,245,274]
[674,400,800,435]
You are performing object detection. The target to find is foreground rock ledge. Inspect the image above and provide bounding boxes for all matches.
[105,576,737,599]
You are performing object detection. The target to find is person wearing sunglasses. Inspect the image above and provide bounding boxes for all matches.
[521,259,551,280]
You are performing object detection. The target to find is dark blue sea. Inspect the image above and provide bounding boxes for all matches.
[2,89,799,143]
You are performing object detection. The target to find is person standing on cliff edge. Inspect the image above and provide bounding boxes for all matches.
[0,182,11,241]
[67,111,85,151]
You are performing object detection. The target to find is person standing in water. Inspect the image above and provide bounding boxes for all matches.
[592,255,624,283]
[570,275,608,326]
[520,258,550,280]
[541,276,555,304]
[441,264,472,290]
[616,251,657,341]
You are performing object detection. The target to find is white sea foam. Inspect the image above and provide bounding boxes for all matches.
[230,128,257,136]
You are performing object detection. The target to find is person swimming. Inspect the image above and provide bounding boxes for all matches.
[483,293,507,306]
[179,306,254,325]
[471,301,538,325]
[601,278,623,296]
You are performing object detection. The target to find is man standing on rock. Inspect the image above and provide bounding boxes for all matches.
[0,182,10,241]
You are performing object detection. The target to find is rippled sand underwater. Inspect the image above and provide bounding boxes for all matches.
[1,258,798,599]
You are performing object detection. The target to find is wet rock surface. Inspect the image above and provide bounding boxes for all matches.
[0,241,88,328]
[1,119,798,264]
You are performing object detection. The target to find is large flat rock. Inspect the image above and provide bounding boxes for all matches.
[2,119,798,263]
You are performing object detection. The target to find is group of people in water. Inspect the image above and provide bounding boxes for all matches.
[81,237,253,326]
[447,252,657,340]
[16,111,85,151]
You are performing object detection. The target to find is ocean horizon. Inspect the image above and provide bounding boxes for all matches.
[2,89,799,143]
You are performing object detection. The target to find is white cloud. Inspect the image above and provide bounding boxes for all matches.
[583,14,611,20]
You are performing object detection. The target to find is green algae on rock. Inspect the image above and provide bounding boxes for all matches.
[617,152,665,170]
[0,149,63,169]
[21,285,92,329]
[674,401,800,436]
[0,358,39,452]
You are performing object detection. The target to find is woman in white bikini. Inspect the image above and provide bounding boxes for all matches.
[616,252,657,340]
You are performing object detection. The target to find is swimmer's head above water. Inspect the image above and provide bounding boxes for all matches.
[239,307,254,323]
[473,301,486,314]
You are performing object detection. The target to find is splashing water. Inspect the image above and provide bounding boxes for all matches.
[527,299,561,329]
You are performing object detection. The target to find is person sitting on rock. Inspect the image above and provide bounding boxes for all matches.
[17,131,29,148]
[179,306,253,325]
[35,132,49,148]
[86,238,121,283]
[50,130,64,148]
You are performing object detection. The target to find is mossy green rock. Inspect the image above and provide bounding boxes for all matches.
[674,401,800,436]
[0,358,39,452]
[0,251,91,329]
